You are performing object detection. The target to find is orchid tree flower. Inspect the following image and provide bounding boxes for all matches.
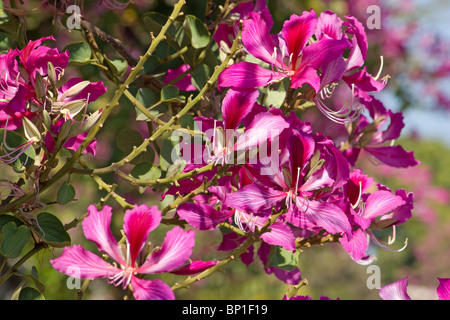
[51,204,213,300]
[343,96,419,168]
[0,36,69,130]
[218,10,349,93]
[198,88,289,166]
[338,169,412,264]
[379,277,450,300]
[224,125,352,238]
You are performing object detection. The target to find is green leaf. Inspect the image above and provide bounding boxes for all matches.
[0,215,24,229]
[106,57,128,76]
[161,85,184,103]
[64,42,92,64]
[135,88,168,121]
[130,162,161,180]
[0,31,12,53]
[34,212,71,247]
[191,64,211,91]
[184,15,210,49]
[0,129,36,173]
[57,181,76,205]
[268,246,299,271]
[0,222,31,258]
[18,287,44,300]
[0,2,10,24]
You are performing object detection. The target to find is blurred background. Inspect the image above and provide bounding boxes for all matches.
[0,0,449,300]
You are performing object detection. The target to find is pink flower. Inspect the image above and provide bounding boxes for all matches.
[51,204,197,300]
[218,10,349,92]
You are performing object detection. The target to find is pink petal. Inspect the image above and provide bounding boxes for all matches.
[82,205,125,265]
[379,277,411,300]
[170,260,219,275]
[295,200,352,237]
[176,202,233,230]
[281,11,317,68]
[224,183,287,214]
[242,12,280,67]
[339,228,369,262]
[131,276,175,300]
[164,64,196,91]
[218,61,286,90]
[437,278,450,300]
[222,88,259,130]
[234,111,289,151]
[260,222,296,251]
[316,10,344,40]
[50,245,118,279]
[123,204,162,267]
[300,37,349,71]
[365,145,419,168]
[136,227,195,274]
[362,190,406,221]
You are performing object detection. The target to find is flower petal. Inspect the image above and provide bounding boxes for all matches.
[437,278,450,300]
[362,190,406,221]
[123,204,162,267]
[131,276,175,300]
[170,260,219,275]
[136,227,195,274]
[379,277,411,300]
[234,111,289,152]
[218,61,286,90]
[364,145,419,168]
[224,183,286,214]
[281,11,317,68]
[82,205,125,265]
[177,202,233,230]
[242,12,279,66]
[50,244,118,279]
[222,88,259,131]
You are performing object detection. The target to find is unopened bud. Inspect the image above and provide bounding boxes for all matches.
[22,117,42,142]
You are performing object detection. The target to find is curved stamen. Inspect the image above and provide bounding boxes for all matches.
[366,229,408,253]
[373,56,384,81]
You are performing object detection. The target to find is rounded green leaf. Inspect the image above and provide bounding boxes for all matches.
[184,15,210,49]
[57,181,76,205]
[18,287,44,300]
[0,221,31,258]
[130,162,161,180]
[64,41,92,64]
[0,31,12,53]
[106,57,128,76]
[268,246,299,271]
[34,212,71,247]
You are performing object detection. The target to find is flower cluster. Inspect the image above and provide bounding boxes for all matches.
[165,5,418,284]
[45,1,423,300]
[0,36,106,170]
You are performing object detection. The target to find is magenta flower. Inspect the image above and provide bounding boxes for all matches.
[218,10,349,92]
[224,126,352,238]
[51,204,197,300]
[0,36,69,130]
[338,169,411,263]
[343,96,419,168]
